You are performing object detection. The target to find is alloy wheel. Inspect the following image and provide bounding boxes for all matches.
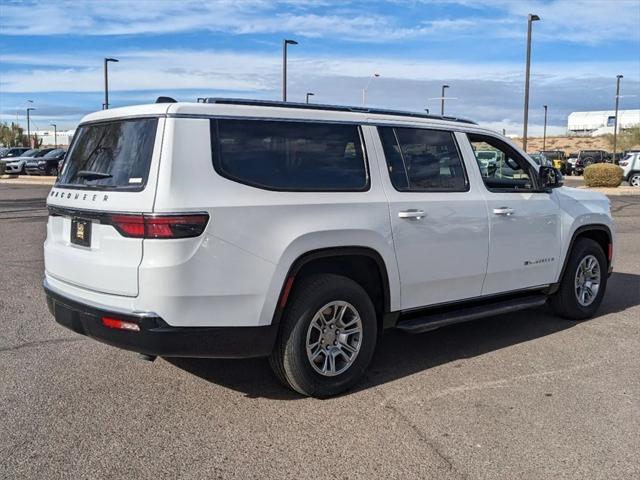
[305,301,363,377]
[574,255,601,307]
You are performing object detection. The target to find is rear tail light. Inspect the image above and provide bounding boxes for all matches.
[108,213,209,239]
[102,316,140,332]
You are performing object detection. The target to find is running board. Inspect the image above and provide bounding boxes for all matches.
[395,294,547,334]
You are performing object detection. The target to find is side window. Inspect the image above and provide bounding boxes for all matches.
[468,133,536,192]
[211,119,368,191]
[378,126,468,191]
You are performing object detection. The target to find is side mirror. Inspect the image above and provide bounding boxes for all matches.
[539,165,563,190]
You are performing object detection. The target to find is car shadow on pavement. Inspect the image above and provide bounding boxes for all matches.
[167,272,639,400]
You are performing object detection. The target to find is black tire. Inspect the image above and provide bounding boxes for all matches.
[629,172,640,187]
[549,238,608,320]
[269,274,378,398]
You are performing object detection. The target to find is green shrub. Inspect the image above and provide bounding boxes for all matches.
[583,163,623,188]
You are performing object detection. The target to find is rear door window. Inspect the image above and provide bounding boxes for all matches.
[57,118,158,190]
[210,119,368,191]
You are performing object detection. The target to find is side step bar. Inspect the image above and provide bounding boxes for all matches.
[395,294,547,334]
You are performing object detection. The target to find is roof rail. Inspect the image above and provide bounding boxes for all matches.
[201,98,477,125]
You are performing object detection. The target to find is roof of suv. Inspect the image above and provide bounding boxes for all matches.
[79,98,488,133]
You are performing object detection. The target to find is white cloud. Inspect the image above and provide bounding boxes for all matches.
[1,0,638,44]
[1,48,638,95]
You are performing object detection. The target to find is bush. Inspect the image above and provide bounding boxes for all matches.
[583,163,623,188]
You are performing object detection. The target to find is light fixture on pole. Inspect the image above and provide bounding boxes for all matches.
[613,75,623,160]
[282,39,298,102]
[441,84,450,116]
[522,13,540,152]
[362,73,380,106]
[51,123,58,148]
[305,92,315,104]
[543,105,548,151]
[104,57,119,110]
[26,107,36,147]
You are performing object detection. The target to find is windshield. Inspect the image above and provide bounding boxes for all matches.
[57,118,158,190]
[43,149,65,158]
[477,151,496,160]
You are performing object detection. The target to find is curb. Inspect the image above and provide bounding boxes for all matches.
[0,175,56,186]
[576,186,640,196]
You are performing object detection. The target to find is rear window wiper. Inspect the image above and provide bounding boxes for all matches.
[76,170,113,180]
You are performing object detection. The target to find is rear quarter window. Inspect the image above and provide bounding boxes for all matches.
[210,119,369,191]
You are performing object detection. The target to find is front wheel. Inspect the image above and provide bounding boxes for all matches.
[629,173,640,187]
[549,238,608,320]
[269,274,378,398]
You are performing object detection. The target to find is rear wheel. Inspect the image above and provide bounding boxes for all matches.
[549,238,607,320]
[269,274,378,398]
[629,173,640,187]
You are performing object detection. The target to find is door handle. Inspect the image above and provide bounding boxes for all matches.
[493,207,515,216]
[398,209,425,220]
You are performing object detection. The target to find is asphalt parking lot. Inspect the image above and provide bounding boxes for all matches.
[1,184,639,480]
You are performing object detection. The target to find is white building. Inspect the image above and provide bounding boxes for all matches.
[33,129,75,147]
[567,110,640,136]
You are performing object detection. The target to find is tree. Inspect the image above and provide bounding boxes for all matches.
[0,122,28,147]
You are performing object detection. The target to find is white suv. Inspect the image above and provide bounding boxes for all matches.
[44,98,615,397]
[619,151,640,187]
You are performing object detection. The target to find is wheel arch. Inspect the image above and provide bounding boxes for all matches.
[550,224,612,294]
[271,247,394,330]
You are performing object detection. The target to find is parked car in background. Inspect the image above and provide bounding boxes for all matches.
[540,149,571,175]
[475,150,498,176]
[530,153,551,167]
[3,148,42,174]
[573,150,610,175]
[25,149,66,176]
[0,147,30,159]
[619,151,640,187]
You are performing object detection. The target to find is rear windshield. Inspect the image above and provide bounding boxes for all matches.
[57,117,158,190]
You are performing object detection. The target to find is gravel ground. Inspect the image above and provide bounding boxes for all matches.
[0,184,638,480]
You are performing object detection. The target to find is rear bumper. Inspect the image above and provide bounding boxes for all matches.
[44,282,278,358]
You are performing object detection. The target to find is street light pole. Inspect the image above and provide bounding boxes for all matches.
[522,13,540,152]
[104,57,119,110]
[543,105,548,151]
[362,73,380,106]
[51,123,58,148]
[282,39,298,102]
[26,107,35,147]
[305,92,314,104]
[441,84,449,116]
[613,74,623,160]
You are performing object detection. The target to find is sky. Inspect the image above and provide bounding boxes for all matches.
[0,0,639,135]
